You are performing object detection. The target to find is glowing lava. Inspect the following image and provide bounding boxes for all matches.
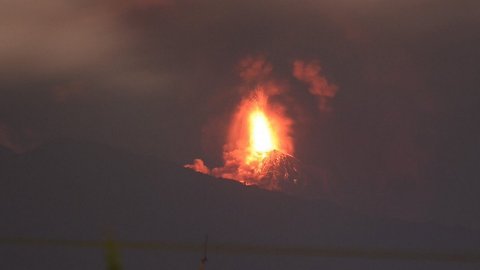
[186,88,295,188]
[215,88,293,184]
[249,108,277,160]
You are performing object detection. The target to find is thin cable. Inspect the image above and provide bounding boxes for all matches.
[0,237,479,263]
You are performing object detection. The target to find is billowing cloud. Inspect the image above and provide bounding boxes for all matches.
[184,158,210,174]
[238,55,273,82]
[293,60,338,112]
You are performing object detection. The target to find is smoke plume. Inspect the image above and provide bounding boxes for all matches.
[185,56,294,183]
[293,60,338,112]
[238,55,273,82]
[184,158,210,174]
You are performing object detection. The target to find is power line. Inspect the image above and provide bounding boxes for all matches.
[199,235,208,270]
[1,237,479,263]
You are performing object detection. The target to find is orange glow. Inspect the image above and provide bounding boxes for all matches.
[210,88,293,184]
[249,108,277,155]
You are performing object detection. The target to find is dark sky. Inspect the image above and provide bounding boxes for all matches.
[1,0,480,228]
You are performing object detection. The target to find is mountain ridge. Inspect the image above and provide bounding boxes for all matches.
[1,140,479,269]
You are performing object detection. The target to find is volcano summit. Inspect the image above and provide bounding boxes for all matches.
[253,150,306,193]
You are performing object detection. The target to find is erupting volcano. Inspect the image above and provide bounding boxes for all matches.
[249,108,276,157]
[186,89,306,193]
[245,96,281,165]
[183,56,340,193]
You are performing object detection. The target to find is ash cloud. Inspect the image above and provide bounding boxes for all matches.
[238,56,273,82]
[293,60,338,112]
[184,158,210,174]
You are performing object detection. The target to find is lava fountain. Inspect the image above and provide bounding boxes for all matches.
[185,57,337,193]
[246,98,280,164]
[187,88,304,192]
[250,109,276,154]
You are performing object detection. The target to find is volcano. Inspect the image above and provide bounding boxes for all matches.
[255,150,306,193]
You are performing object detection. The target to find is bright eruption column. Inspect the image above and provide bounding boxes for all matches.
[248,108,278,161]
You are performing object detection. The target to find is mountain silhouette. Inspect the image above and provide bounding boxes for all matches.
[1,140,479,269]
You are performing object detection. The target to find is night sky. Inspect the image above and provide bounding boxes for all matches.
[1,0,480,232]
